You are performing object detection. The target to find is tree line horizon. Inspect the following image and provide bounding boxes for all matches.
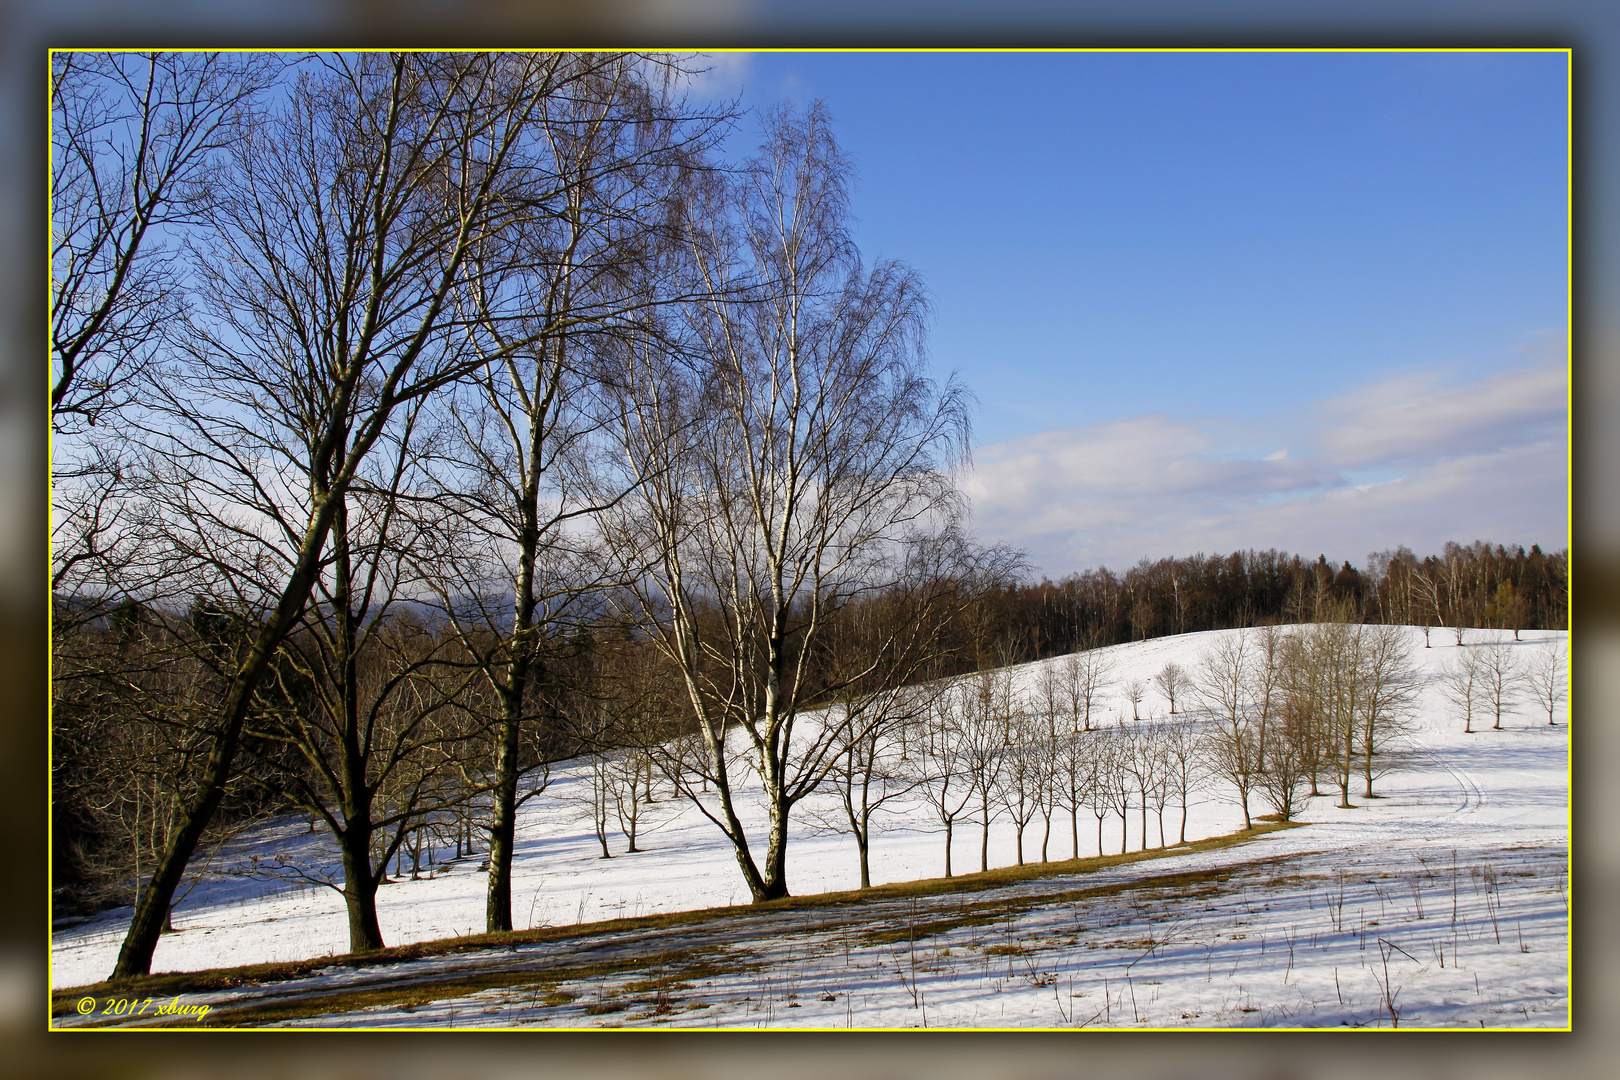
[974,539,1568,665]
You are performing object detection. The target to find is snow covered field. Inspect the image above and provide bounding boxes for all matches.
[51,627,1568,1029]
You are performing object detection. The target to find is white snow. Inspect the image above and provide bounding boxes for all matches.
[51,626,1568,1029]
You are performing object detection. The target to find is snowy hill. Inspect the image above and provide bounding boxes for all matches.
[51,625,1569,1029]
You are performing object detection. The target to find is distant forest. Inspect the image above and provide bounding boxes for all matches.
[972,541,1568,664]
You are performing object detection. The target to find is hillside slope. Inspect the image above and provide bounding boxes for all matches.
[52,626,1569,1028]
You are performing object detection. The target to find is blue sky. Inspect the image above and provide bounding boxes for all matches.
[691,50,1570,577]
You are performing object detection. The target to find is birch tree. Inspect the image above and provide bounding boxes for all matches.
[411,52,727,933]
[606,104,969,901]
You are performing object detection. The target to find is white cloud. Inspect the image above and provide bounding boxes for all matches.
[964,347,1568,576]
[1310,355,1566,469]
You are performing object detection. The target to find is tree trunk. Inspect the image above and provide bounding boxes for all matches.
[485,581,536,931]
[857,827,871,890]
[1338,725,1355,808]
[843,770,869,888]
[339,825,384,952]
[979,793,992,873]
[943,817,953,879]
[754,798,790,901]
[111,511,335,979]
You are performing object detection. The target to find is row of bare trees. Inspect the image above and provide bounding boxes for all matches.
[472,621,1567,899]
[1193,622,1422,829]
[790,621,1450,888]
[1439,636,1567,734]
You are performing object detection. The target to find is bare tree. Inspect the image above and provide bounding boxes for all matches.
[51,54,282,748]
[1355,624,1417,798]
[1201,712,1259,831]
[253,601,484,951]
[1194,632,1248,735]
[1248,625,1285,771]
[51,605,269,922]
[1153,662,1189,716]
[1072,648,1113,731]
[1141,723,1174,849]
[994,702,1048,866]
[1478,637,1521,731]
[1194,631,1259,829]
[1254,712,1312,822]
[1049,726,1096,859]
[1122,677,1147,721]
[604,105,969,901]
[607,748,658,854]
[411,52,728,933]
[1030,663,1070,860]
[1118,720,1167,851]
[1083,725,1120,857]
[811,531,986,888]
[1440,647,1485,735]
[1276,626,1335,802]
[568,752,617,860]
[1104,722,1138,853]
[819,682,933,889]
[1409,565,1442,648]
[1442,551,1470,646]
[237,416,493,954]
[1159,718,1205,845]
[918,685,977,878]
[960,667,1015,872]
[1527,637,1567,726]
[51,52,280,432]
[1291,621,1363,810]
[106,53,581,979]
